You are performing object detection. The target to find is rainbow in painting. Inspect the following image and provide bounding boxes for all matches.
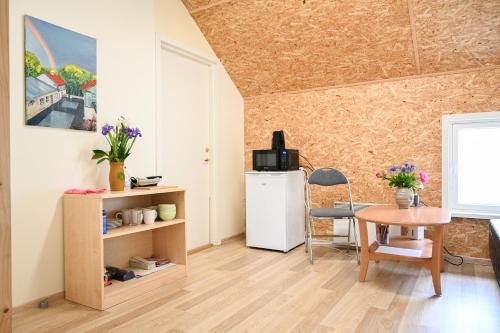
[24,15,97,131]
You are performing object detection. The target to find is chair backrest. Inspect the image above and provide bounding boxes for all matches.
[308,168,348,186]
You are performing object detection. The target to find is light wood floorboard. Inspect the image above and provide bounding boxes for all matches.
[13,238,500,333]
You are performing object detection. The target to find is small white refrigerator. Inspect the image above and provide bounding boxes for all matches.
[245,170,305,252]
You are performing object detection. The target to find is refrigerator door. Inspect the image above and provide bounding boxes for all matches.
[246,173,287,251]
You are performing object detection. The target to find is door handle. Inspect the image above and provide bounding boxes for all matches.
[204,158,209,162]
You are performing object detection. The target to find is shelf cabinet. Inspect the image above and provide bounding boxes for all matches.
[63,187,187,310]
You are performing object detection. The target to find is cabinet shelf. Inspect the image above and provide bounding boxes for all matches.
[103,264,186,309]
[103,219,185,239]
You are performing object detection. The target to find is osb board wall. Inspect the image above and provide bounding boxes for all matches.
[185,0,500,96]
[188,0,417,96]
[245,68,500,258]
[446,218,489,258]
[182,0,222,12]
[414,0,500,74]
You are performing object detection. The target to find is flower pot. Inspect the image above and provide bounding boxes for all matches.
[395,187,414,209]
[109,162,125,191]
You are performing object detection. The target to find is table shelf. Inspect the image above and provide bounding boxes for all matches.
[369,236,433,260]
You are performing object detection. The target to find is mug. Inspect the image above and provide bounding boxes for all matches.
[116,209,133,225]
[143,208,158,225]
[130,209,143,225]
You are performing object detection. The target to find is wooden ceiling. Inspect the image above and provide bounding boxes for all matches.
[183,0,500,97]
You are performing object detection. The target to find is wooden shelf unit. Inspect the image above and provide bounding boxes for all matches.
[63,187,187,310]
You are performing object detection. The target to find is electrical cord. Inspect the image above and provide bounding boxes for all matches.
[300,165,314,173]
[419,200,464,266]
[299,153,315,171]
[444,246,464,266]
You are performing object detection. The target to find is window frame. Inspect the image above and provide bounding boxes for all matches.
[442,111,500,219]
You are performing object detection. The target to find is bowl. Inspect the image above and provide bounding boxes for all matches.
[158,204,176,221]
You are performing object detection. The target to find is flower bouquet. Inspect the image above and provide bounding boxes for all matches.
[376,162,429,209]
[92,117,142,191]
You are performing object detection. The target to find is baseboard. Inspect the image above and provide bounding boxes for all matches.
[12,291,65,314]
[187,243,214,255]
[221,232,245,243]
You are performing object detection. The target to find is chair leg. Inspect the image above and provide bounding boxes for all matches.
[305,215,309,253]
[308,216,314,264]
[352,218,360,264]
[346,217,351,254]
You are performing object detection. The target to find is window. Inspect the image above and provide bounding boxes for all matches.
[40,98,44,105]
[46,96,49,102]
[443,112,500,218]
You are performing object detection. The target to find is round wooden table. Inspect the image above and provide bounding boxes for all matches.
[355,205,451,296]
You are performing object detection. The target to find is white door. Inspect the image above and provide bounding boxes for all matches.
[157,43,211,250]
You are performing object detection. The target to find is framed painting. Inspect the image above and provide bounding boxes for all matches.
[24,15,97,131]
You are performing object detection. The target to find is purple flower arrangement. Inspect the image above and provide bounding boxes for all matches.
[92,117,142,164]
[376,161,429,191]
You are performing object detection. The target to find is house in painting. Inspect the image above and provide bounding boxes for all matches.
[37,72,67,99]
[25,76,58,121]
[82,79,96,110]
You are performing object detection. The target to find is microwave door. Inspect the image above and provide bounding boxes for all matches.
[254,150,278,171]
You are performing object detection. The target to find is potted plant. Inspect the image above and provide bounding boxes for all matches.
[91,117,142,191]
[376,162,429,209]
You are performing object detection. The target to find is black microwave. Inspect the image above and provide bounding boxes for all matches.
[252,149,299,171]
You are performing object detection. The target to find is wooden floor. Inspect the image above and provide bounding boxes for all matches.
[13,238,500,333]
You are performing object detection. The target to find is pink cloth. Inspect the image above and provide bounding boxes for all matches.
[64,188,107,194]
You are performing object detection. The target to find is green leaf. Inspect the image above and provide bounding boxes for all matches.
[91,149,108,160]
[96,157,108,164]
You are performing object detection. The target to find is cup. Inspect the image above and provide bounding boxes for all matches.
[130,208,144,225]
[376,224,390,245]
[158,204,176,221]
[143,208,158,225]
[116,209,133,225]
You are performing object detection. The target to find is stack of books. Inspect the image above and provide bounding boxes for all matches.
[127,256,176,277]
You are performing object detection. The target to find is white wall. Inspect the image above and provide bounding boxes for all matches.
[9,0,156,306]
[213,67,245,240]
[155,0,245,242]
[9,0,244,306]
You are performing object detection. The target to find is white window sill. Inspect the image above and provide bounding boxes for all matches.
[450,210,500,220]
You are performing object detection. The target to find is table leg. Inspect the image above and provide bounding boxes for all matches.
[440,247,445,273]
[358,218,369,282]
[431,225,444,296]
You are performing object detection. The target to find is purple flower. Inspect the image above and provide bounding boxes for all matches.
[101,124,114,135]
[409,165,417,172]
[126,127,142,138]
[389,166,399,172]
